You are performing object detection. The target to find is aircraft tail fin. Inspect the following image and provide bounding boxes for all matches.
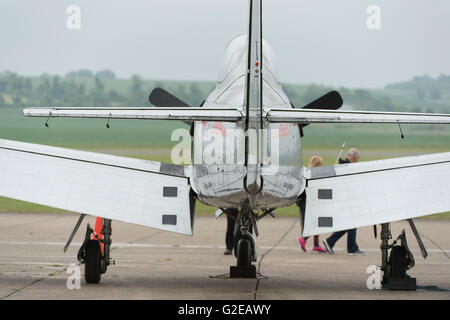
[244,0,263,126]
[243,0,264,200]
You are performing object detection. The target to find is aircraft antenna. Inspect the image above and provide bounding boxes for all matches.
[397,121,405,139]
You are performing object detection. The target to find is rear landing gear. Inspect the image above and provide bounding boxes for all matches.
[229,205,257,278]
[236,238,253,267]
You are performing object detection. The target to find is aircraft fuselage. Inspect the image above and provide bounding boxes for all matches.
[190,36,304,210]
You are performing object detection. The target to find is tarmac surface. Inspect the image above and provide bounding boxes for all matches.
[0,212,449,300]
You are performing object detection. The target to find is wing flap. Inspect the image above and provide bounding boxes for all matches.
[0,139,194,235]
[302,153,450,237]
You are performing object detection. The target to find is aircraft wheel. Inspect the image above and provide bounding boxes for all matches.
[85,240,102,284]
[233,230,254,258]
[237,238,252,267]
[390,246,407,278]
[233,230,243,258]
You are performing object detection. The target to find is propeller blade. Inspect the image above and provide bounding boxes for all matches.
[295,91,344,134]
[149,87,192,108]
[302,90,343,110]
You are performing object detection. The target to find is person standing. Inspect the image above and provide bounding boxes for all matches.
[224,209,238,255]
[298,156,326,253]
[322,148,365,256]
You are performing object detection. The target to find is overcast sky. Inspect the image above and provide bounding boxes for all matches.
[1,0,450,88]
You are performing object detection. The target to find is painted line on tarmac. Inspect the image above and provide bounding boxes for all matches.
[0,241,448,253]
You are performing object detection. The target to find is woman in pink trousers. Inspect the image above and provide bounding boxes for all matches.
[297,156,326,253]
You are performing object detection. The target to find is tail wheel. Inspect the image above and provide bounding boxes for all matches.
[237,238,252,267]
[390,246,407,278]
[85,240,102,284]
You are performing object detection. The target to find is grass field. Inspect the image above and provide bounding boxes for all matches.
[0,107,449,218]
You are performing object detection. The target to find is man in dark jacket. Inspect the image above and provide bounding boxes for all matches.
[224,209,238,255]
[322,148,366,256]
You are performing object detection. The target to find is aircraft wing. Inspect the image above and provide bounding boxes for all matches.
[0,139,195,235]
[22,107,243,122]
[265,108,450,124]
[301,152,450,237]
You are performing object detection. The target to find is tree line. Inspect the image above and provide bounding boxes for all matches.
[0,71,212,108]
[284,84,407,112]
[386,74,450,101]
[1,70,447,112]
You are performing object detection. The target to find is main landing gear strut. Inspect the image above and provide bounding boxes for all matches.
[379,220,427,290]
[76,217,114,284]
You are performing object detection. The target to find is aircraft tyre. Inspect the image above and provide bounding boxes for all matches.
[389,246,407,278]
[237,238,252,267]
[85,240,102,284]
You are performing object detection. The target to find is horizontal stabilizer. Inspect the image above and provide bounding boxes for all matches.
[23,107,243,122]
[265,108,450,124]
[22,106,450,126]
